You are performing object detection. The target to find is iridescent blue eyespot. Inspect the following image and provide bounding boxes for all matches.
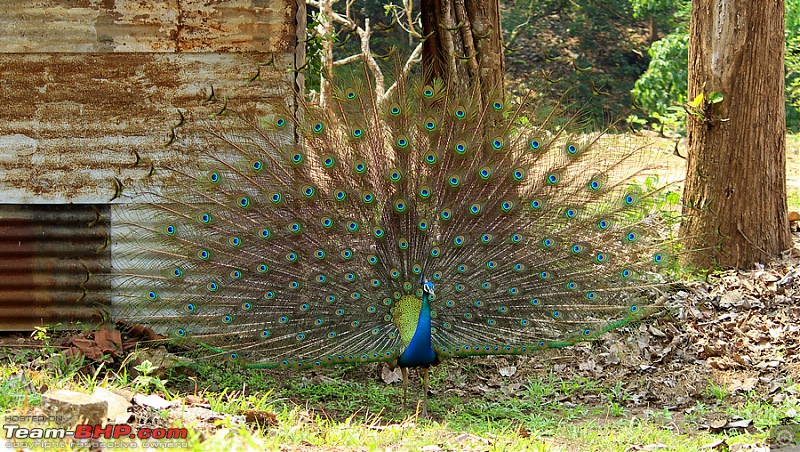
[595,253,607,262]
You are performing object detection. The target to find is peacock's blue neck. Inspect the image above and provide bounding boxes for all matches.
[397,292,437,368]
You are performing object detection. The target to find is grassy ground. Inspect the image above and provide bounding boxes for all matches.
[1,327,797,451]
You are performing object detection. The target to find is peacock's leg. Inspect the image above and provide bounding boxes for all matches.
[421,367,429,417]
[401,367,408,410]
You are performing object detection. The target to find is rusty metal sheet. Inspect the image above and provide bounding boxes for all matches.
[0,0,296,53]
[0,52,296,203]
[0,204,110,331]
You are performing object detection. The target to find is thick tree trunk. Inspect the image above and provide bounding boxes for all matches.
[420,0,504,101]
[680,1,790,268]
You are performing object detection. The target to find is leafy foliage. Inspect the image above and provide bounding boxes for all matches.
[632,0,800,133]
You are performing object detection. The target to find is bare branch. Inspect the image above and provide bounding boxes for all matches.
[382,42,423,104]
[334,54,363,66]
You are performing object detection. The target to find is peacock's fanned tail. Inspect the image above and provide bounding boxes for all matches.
[112,75,677,369]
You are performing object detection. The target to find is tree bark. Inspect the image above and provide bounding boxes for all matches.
[680,0,790,268]
[420,0,504,101]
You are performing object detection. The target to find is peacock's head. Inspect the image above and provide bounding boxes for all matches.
[420,274,435,298]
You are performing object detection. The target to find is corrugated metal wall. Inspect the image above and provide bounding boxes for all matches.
[0,0,300,330]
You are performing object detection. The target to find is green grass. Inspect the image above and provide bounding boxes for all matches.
[1,346,797,451]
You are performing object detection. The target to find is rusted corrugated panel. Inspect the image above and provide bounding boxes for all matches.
[0,0,295,53]
[0,204,110,330]
[0,52,296,203]
[0,0,301,330]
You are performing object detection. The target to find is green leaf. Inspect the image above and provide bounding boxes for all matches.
[689,93,704,108]
[707,92,724,104]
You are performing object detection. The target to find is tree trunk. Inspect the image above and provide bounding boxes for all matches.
[420,0,504,101]
[680,1,790,268]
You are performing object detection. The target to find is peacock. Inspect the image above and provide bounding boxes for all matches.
[111,73,679,415]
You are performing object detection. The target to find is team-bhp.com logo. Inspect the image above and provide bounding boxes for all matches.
[4,423,188,448]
